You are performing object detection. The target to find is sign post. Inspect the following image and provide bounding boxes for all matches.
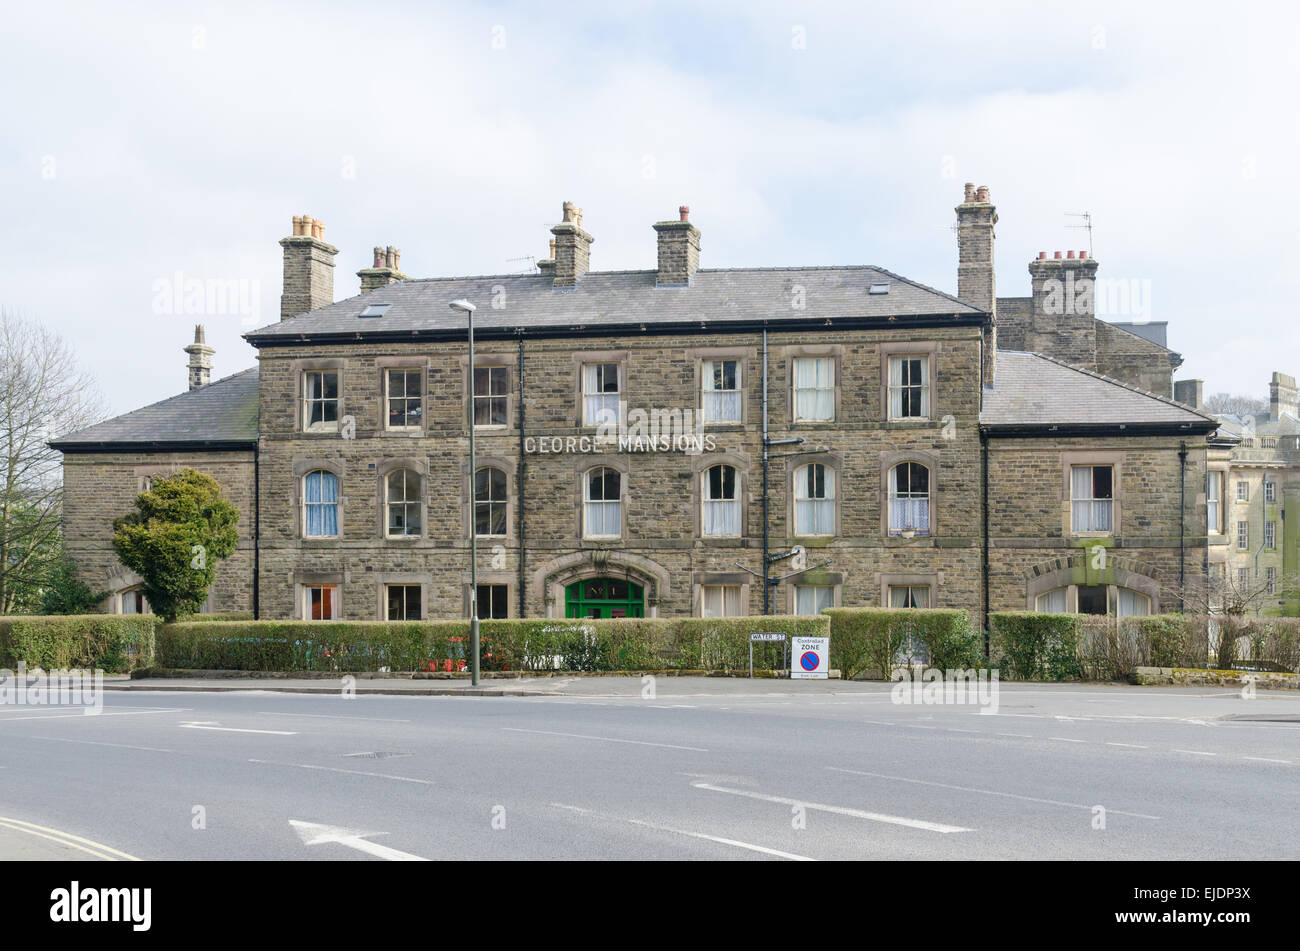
[790,635,830,680]
[749,632,786,678]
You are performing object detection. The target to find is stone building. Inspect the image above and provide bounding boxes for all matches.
[1176,372,1300,617]
[51,189,1218,626]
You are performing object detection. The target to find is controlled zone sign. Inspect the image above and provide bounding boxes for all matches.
[790,636,829,680]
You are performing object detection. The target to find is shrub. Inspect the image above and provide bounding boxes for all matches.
[155,615,831,673]
[824,608,979,680]
[990,612,1081,681]
[0,615,156,673]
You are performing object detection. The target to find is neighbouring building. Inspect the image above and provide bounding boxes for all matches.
[51,189,1219,627]
[1181,372,1300,616]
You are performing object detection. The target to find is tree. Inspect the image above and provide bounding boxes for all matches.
[0,310,104,613]
[112,469,239,621]
[39,548,109,615]
[1202,393,1268,416]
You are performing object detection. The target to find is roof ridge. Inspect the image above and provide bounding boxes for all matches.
[1009,350,1214,422]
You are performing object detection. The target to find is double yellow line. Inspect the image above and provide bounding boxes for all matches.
[0,816,141,861]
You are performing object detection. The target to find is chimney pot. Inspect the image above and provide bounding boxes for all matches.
[679,205,690,222]
[1079,250,1088,259]
[1066,250,1075,259]
[373,246,384,267]
[975,185,990,202]
[1038,251,1047,259]
[964,182,976,202]
[1054,251,1063,259]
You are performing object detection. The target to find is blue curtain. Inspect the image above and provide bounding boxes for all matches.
[305,470,339,537]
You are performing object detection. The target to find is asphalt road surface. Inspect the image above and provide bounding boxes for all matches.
[1,679,1296,861]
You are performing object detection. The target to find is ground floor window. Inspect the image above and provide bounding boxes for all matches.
[303,584,339,620]
[476,584,509,619]
[118,586,151,615]
[888,585,930,609]
[793,584,834,615]
[564,578,644,619]
[701,585,743,618]
[386,584,421,621]
[1035,587,1067,613]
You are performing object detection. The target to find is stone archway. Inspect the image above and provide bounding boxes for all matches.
[1024,553,1164,614]
[532,550,672,618]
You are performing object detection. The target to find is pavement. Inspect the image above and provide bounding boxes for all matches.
[1,678,1297,860]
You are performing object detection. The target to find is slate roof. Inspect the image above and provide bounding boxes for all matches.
[980,351,1216,433]
[244,266,982,343]
[1214,412,1300,437]
[50,367,259,451]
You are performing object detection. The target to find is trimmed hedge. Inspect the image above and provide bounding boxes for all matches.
[155,615,830,673]
[0,616,157,673]
[824,608,981,680]
[991,612,1082,681]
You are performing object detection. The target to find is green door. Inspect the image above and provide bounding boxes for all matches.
[565,578,645,618]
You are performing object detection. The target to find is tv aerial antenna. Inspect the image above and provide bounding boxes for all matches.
[1066,212,1093,256]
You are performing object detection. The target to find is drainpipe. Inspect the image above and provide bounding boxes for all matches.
[1179,440,1187,610]
[252,441,260,620]
[762,329,770,614]
[517,332,527,619]
[980,430,990,657]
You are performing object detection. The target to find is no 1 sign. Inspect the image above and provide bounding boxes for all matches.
[790,636,829,680]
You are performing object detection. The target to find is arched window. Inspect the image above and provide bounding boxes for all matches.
[584,467,622,538]
[303,470,340,537]
[794,463,834,535]
[1035,588,1067,613]
[386,468,421,537]
[888,462,930,536]
[118,586,151,615]
[702,464,740,536]
[474,466,508,537]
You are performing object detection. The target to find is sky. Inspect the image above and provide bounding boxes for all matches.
[2,0,1297,417]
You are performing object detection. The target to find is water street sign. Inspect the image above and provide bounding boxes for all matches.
[749,632,787,677]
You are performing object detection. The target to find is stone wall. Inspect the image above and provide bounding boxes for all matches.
[61,450,256,613]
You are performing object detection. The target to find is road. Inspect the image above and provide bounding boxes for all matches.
[0,678,1296,860]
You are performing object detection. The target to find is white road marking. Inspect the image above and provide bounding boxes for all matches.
[180,721,298,735]
[1171,749,1216,756]
[0,707,187,722]
[997,732,1032,738]
[551,803,814,860]
[501,727,707,752]
[1242,756,1291,764]
[257,711,411,723]
[826,766,1162,820]
[1049,737,1087,743]
[1106,742,1149,749]
[251,759,432,785]
[289,819,427,861]
[0,816,141,861]
[691,782,973,833]
[21,735,176,753]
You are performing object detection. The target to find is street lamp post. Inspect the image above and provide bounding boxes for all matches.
[450,299,479,685]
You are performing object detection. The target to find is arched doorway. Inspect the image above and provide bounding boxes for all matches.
[565,578,644,618]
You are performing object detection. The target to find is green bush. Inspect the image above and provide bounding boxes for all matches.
[824,608,979,680]
[990,612,1081,681]
[0,615,157,673]
[155,615,831,673]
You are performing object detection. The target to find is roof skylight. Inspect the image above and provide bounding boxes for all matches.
[359,302,392,318]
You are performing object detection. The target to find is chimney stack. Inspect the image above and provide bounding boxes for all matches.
[280,215,338,319]
[653,205,702,286]
[1270,372,1298,421]
[549,202,593,286]
[1174,379,1204,411]
[1027,249,1100,372]
[955,183,997,384]
[537,239,556,276]
[183,324,214,391]
[358,244,409,293]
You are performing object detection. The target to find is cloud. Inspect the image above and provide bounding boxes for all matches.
[1,0,1295,412]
